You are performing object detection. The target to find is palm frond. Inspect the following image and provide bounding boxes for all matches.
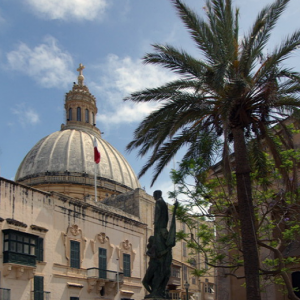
[240,0,290,75]
[124,79,195,103]
[140,125,221,186]
[143,44,205,78]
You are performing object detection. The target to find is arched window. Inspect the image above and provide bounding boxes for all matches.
[92,112,95,125]
[68,108,72,121]
[77,107,81,121]
[85,109,89,123]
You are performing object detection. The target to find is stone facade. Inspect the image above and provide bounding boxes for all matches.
[0,177,215,300]
[0,178,147,300]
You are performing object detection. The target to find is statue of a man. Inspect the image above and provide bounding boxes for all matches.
[143,190,178,298]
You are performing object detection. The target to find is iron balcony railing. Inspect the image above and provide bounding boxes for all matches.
[87,268,124,282]
[31,291,50,300]
[0,288,11,300]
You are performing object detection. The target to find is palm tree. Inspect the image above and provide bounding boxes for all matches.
[125,0,300,299]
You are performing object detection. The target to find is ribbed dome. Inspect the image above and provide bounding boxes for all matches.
[15,129,141,190]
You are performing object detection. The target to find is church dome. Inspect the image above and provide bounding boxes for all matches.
[15,64,141,200]
[15,129,140,191]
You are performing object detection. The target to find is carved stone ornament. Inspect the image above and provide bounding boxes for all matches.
[117,239,136,272]
[98,232,107,244]
[90,232,114,266]
[62,224,87,265]
[3,264,35,279]
[70,224,80,236]
[122,239,131,250]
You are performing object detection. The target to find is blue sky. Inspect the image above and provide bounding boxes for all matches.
[1,0,300,199]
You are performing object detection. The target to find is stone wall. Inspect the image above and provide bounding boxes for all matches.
[103,188,149,219]
[0,177,147,300]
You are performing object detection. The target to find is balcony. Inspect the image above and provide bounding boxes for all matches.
[0,288,11,300]
[87,268,124,293]
[3,252,36,267]
[31,291,50,300]
[168,267,181,286]
[168,275,181,286]
[87,268,124,282]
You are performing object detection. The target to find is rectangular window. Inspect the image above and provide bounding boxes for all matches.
[171,266,180,278]
[183,265,187,281]
[205,257,208,270]
[189,258,196,267]
[183,242,187,257]
[98,247,107,279]
[123,254,131,277]
[3,229,38,266]
[70,298,79,300]
[36,237,44,262]
[70,240,80,269]
[34,276,44,300]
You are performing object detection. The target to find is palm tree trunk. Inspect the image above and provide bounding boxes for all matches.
[232,127,261,300]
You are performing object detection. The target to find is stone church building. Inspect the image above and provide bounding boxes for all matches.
[0,65,215,300]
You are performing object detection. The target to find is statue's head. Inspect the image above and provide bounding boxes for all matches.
[148,236,154,244]
[153,190,162,200]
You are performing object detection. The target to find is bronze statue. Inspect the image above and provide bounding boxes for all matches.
[143,190,178,298]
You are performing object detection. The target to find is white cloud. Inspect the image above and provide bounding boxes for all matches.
[25,0,108,21]
[12,104,40,126]
[92,54,178,126]
[6,36,74,88]
[105,54,175,95]
[100,101,158,124]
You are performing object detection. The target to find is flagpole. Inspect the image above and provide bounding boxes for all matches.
[95,162,97,202]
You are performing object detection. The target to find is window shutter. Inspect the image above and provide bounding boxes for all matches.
[34,276,44,300]
[123,254,131,277]
[36,237,44,262]
[98,248,107,279]
[70,240,80,269]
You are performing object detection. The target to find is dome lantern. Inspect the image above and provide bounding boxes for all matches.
[63,64,100,137]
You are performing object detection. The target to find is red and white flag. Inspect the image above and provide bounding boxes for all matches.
[93,137,101,164]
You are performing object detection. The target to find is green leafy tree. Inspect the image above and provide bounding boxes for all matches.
[125,0,300,299]
[169,150,300,300]
[169,136,300,299]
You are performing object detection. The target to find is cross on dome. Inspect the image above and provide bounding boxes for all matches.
[77,63,85,76]
[77,63,85,86]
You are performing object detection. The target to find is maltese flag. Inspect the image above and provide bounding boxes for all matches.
[93,137,101,164]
